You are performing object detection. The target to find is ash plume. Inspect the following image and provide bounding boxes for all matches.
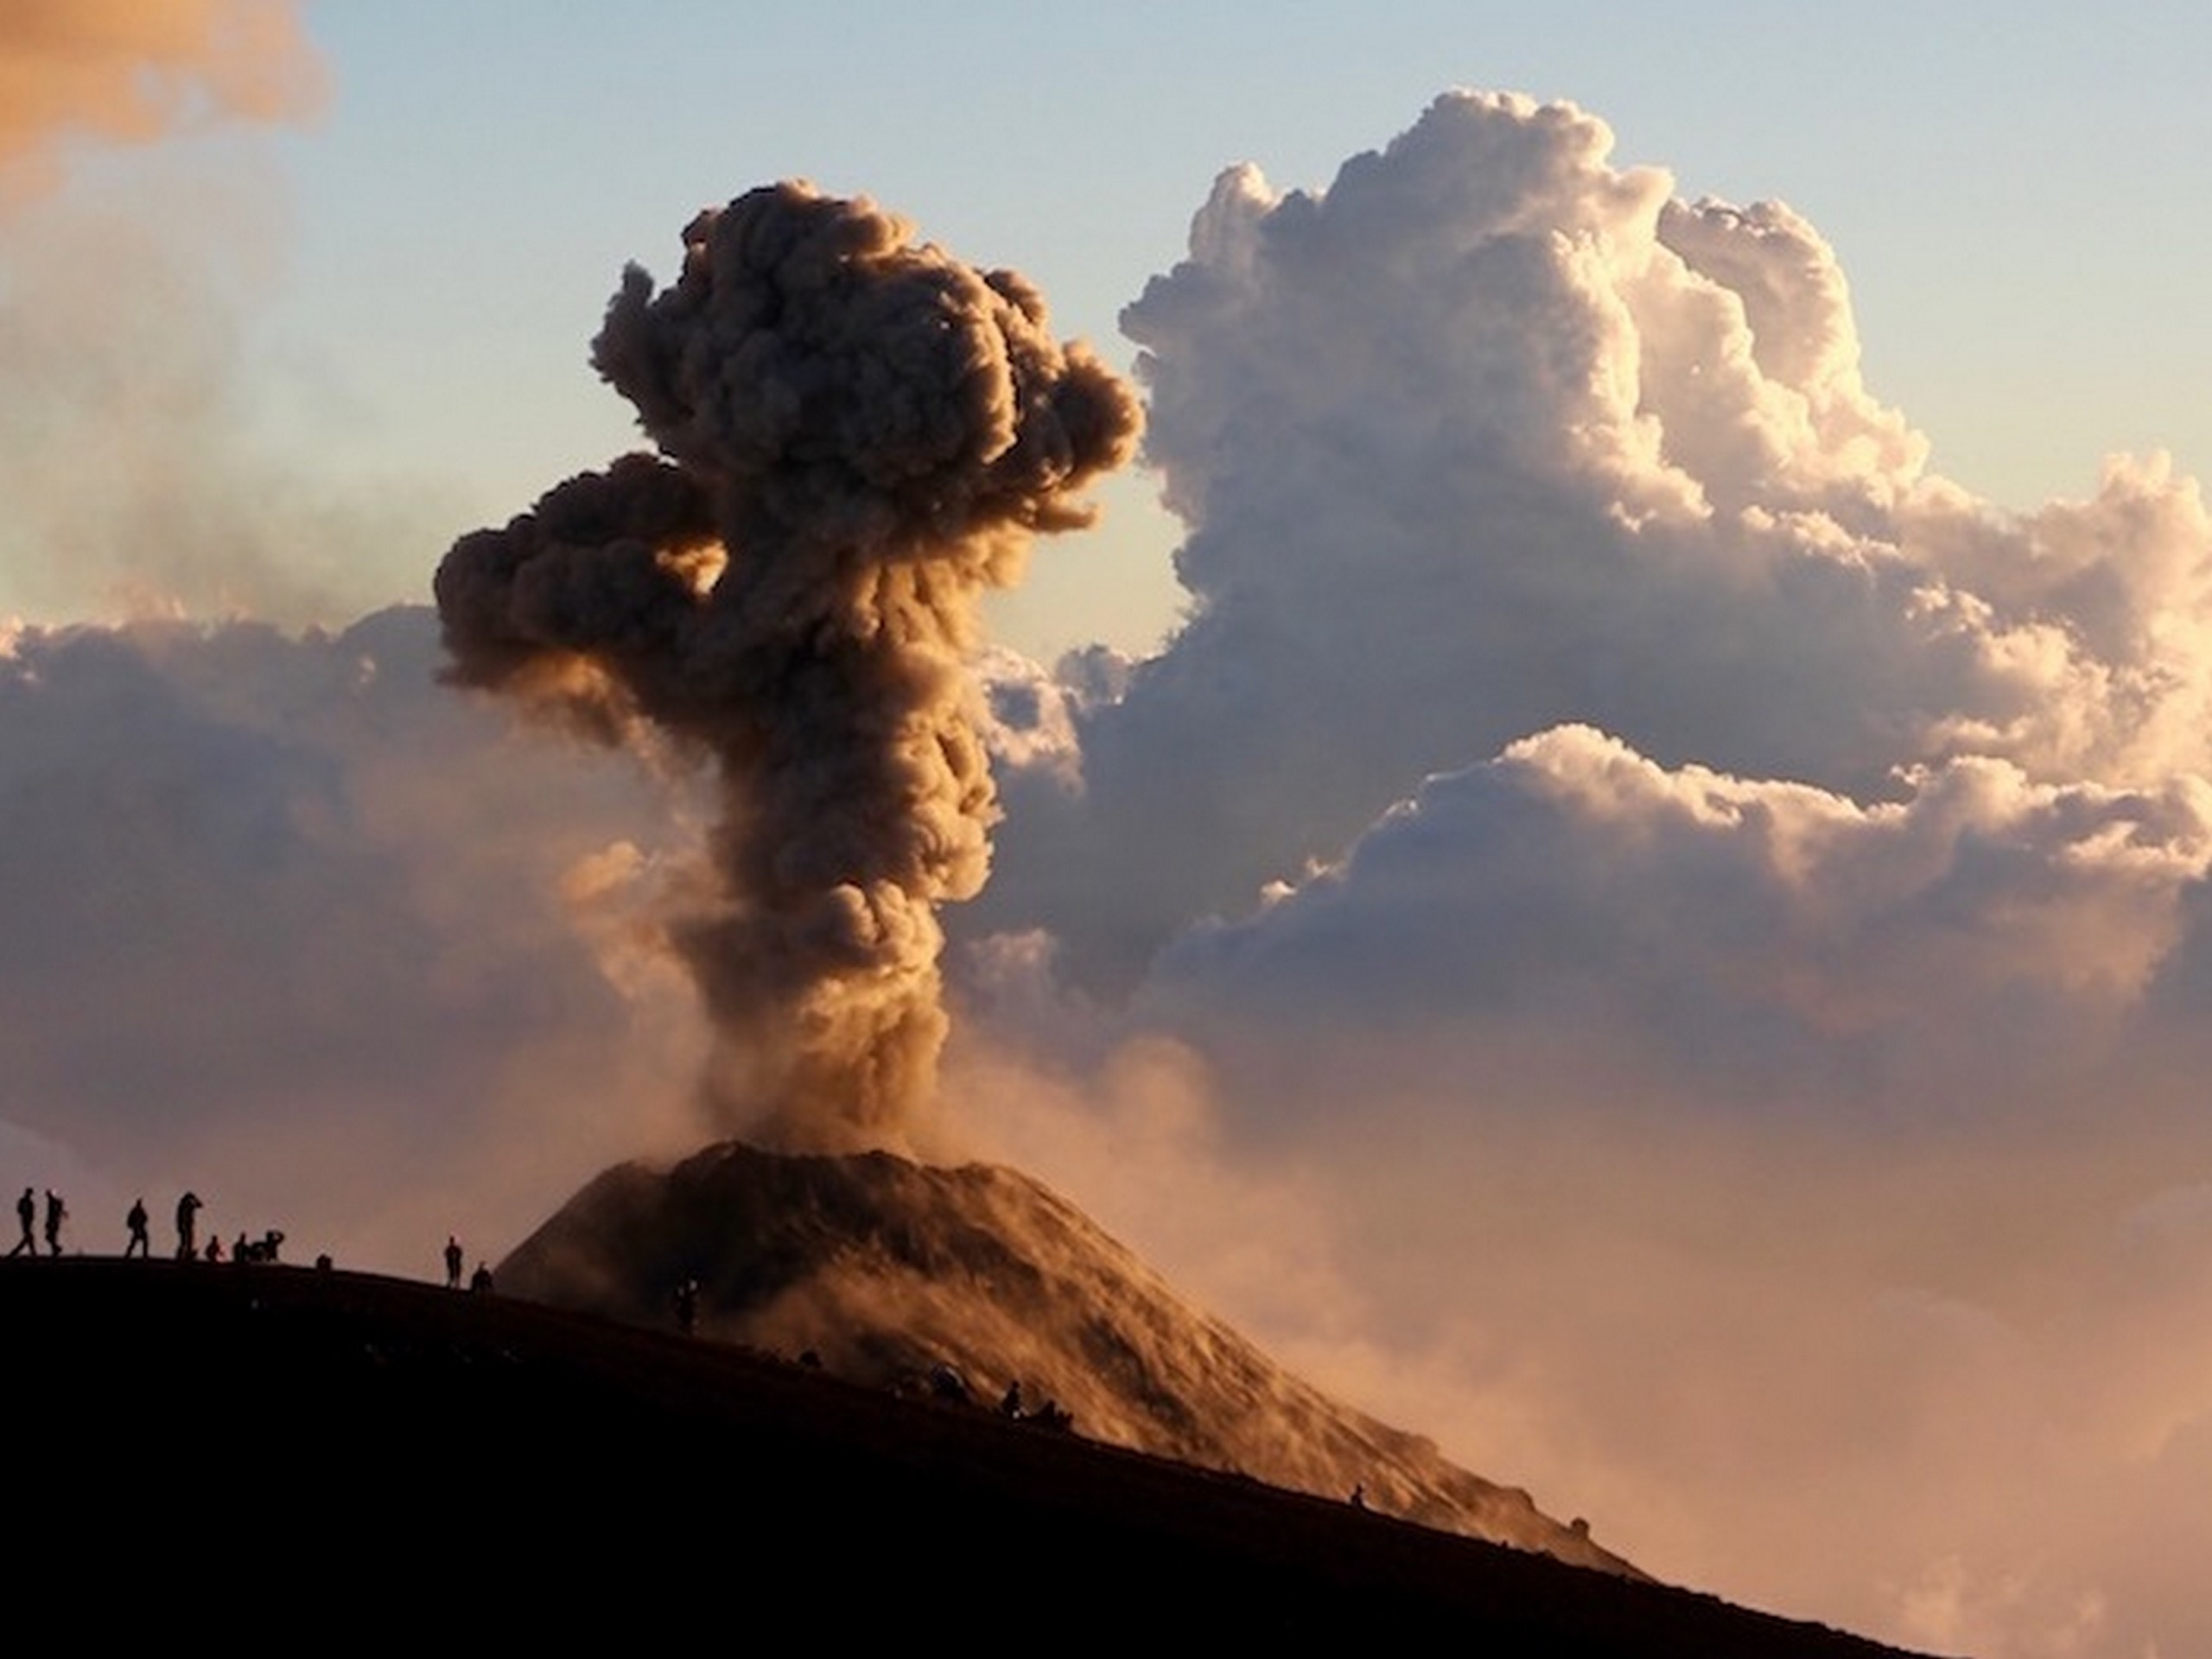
[435,182,1140,1147]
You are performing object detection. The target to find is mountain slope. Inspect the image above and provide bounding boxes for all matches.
[499,1140,1630,1574]
[0,1256,1936,1655]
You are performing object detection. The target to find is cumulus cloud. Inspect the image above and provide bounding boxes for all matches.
[1148,726,2212,1099]
[971,92,2212,991]
[948,91,2212,1656]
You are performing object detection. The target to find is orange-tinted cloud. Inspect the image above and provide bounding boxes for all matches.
[0,0,323,202]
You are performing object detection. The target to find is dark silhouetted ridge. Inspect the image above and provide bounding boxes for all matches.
[0,1254,1939,1654]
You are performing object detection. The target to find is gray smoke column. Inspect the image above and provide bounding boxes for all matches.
[435,182,1140,1147]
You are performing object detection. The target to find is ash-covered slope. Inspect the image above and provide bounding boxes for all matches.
[500,1140,1632,1575]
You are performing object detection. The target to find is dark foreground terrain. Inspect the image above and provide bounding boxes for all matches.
[2,1258,1937,1653]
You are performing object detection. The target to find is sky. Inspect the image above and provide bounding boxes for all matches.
[17,1,2212,651]
[6,5,2212,1655]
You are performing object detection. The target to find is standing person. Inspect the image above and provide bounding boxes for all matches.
[443,1236,463,1289]
[42,1190,65,1256]
[9,1187,33,1256]
[174,1192,203,1261]
[124,1198,150,1259]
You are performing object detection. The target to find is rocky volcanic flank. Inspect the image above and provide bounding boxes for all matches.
[500,1141,1634,1577]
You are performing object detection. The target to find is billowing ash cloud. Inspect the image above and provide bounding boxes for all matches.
[0,0,323,203]
[437,183,1140,1147]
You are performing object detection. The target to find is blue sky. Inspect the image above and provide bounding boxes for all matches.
[142,1,2210,654]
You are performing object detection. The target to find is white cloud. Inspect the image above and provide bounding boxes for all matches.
[971,92,2212,994]
[947,91,2212,1655]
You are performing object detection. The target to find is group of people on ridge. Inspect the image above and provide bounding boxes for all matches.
[14,1185,285,1265]
[6,1185,498,1294]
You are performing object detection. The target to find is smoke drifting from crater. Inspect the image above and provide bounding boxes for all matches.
[435,183,1140,1147]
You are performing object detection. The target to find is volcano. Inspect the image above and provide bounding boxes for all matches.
[499,1139,1634,1576]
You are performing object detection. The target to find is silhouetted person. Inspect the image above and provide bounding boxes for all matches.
[10,1187,33,1255]
[124,1198,150,1258]
[42,1190,65,1256]
[468,1262,493,1294]
[999,1380,1025,1419]
[175,1192,202,1260]
[443,1236,463,1290]
[674,1276,698,1336]
[232,1231,249,1263]
[205,1236,223,1263]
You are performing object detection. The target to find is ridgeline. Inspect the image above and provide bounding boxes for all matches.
[1,1255,1939,1654]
